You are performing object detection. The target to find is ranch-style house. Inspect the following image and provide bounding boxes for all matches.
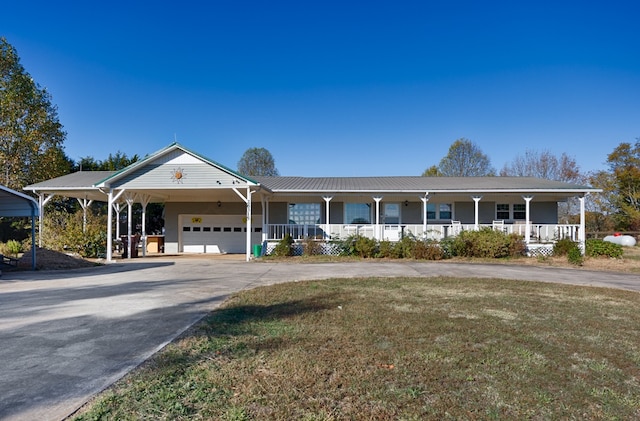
[25,143,600,261]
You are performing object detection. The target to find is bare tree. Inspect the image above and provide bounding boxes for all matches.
[500,149,581,183]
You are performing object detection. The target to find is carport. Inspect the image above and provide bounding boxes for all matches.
[0,185,38,270]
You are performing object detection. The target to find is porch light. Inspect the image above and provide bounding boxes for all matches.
[217,201,221,207]
[404,200,409,207]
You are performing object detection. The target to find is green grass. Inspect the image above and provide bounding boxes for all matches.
[75,277,640,420]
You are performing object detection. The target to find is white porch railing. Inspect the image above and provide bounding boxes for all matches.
[266,223,581,243]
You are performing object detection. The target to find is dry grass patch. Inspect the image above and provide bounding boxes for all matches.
[74,277,640,420]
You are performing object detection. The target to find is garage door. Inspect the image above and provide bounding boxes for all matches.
[180,215,262,254]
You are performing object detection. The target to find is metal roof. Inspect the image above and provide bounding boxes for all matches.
[254,176,599,194]
[0,185,39,217]
[24,171,116,190]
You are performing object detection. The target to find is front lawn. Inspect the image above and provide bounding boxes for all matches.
[75,277,640,420]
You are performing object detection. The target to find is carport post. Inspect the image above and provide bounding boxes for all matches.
[106,189,125,262]
[30,203,37,270]
[37,193,54,247]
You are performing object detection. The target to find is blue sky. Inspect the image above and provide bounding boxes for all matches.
[4,1,639,176]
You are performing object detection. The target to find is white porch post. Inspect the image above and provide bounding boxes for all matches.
[373,197,383,241]
[106,189,125,262]
[579,195,586,255]
[232,186,253,261]
[261,196,268,243]
[125,192,135,260]
[246,188,254,262]
[113,203,123,239]
[37,193,54,247]
[523,195,534,244]
[107,190,113,261]
[420,193,429,239]
[323,196,333,240]
[139,194,151,258]
[472,196,483,230]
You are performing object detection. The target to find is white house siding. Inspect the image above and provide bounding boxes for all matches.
[108,150,244,190]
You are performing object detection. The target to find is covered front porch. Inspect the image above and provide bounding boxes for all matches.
[265,222,581,244]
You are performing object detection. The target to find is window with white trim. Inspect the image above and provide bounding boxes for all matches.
[426,203,453,220]
[513,204,526,220]
[289,203,321,225]
[496,204,510,220]
[345,203,371,224]
[496,203,527,220]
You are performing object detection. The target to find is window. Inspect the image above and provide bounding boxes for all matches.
[289,203,321,225]
[345,203,371,224]
[439,204,452,220]
[427,203,436,220]
[497,203,527,220]
[426,203,453,220]
[513,204,526,220]
[383,203,400,224]
[496,204,510,220]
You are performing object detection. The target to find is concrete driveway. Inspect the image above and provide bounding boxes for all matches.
[1,257,639,420]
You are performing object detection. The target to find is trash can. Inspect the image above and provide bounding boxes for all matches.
[252,244,262,257]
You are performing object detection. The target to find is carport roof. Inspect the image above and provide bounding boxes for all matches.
[23,171,115,201]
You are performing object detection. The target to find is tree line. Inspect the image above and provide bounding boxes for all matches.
[1,36,638,243]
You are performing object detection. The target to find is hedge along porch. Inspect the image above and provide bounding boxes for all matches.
[25,143,600,261]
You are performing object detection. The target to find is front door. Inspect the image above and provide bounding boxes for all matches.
[383,203,400,240]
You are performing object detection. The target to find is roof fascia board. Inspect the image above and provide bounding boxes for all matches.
[266,188,602,194]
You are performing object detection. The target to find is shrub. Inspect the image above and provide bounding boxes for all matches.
[393,236,416,259]
[413,239,445,260]
[354,236,377,258]
[568,246,584,266]
[273,234,294,257]
[450,228,525,258]
[333,235,358,256]
[5,239,22,257]
[507,233,527,257]
[377,240,394,258]
[553,238,577,257]
[302,237,323,256]
[438,237,456,258]
[41,209,108,258]
[586,239,623,258]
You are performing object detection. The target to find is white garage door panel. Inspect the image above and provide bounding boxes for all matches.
[181,215,261,254]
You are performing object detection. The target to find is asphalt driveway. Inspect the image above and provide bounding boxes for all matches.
[1,257,639,420]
